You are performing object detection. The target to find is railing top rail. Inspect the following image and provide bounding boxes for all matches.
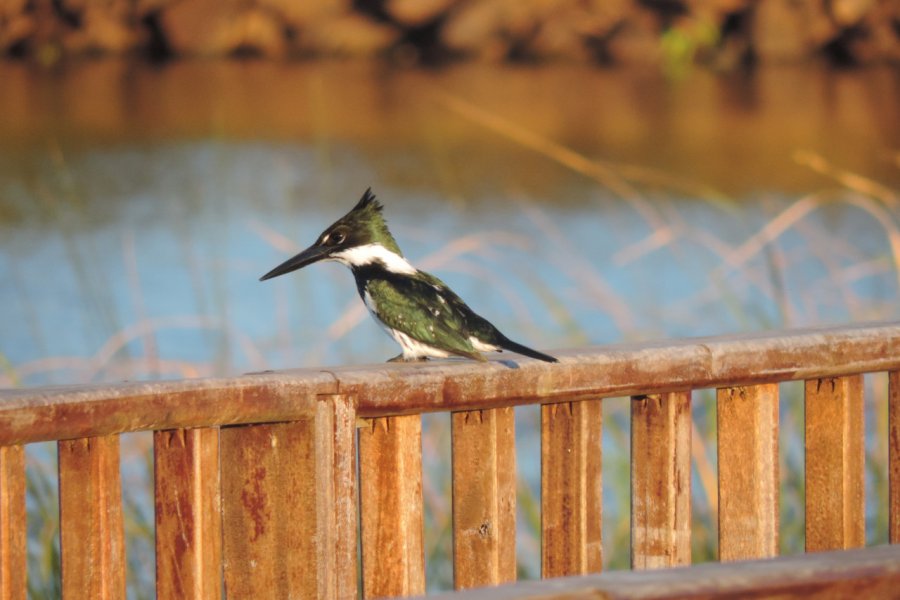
[1,321,898,445]
[417,545,900,600]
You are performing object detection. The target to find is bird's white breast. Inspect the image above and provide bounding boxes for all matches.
[388,329,451,359]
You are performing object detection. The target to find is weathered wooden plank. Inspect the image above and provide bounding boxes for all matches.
[631,392,691,569]
[0,446,25,600]
[805,375,865,551]
[325,395,359,600]
[891,371,900,543]
[359,414,424,598]
[340,321,900,417]
[154,427,221,600]
[717,384,779,561]
[221,421,313,597]
[451,408,516,590]
[540,400,603,578]
[221,394,357,599]
[415,545,900,600]
[0,374,335,446]
[58,435,126,599]
[2,323,899,443]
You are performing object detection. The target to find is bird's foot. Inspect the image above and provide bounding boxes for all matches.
[387,354,428,363]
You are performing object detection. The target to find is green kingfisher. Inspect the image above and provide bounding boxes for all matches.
[260,189,558,364]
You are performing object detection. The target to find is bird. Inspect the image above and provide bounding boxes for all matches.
[259,188,558,364]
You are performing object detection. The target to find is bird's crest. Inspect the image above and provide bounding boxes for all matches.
[336,188,402,255]
[353,187,382,213]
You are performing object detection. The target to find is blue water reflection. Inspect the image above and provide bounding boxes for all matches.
[3,140,896,385]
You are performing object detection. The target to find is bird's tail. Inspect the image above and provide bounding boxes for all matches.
[498,337,558,363]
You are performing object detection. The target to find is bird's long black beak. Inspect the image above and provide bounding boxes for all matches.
[259,244,331,281]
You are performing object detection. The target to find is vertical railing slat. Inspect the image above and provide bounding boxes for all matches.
[327,395,360,600]
[58,435,126,599]
[541,399,603,578]
[805,375,865,551]
[154,427,222,600]
[451,407,516,590]
[0,445,26,600]
[631,392,692,569]
[359,414,425,598]
[221,421,313,597]
[717,384,779,561]
[890,371,900,543]
[220,395,357,599]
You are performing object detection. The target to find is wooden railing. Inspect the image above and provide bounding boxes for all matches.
[1,322,899,598]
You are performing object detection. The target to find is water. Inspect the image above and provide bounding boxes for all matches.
[0,59,898,593]
[4,137,895,380]
[2,62,898,382]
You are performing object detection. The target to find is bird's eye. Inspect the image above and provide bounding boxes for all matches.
[328,231,346,245]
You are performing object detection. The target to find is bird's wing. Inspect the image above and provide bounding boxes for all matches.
[416,271,505,341]
[418,272,558,363]
[365,275,486,361]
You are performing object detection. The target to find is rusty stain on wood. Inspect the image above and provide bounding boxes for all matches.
[1,323,899,444]
[220,420,317,598]
[153,427,221,600]
[220,396,357,599]
[359,414,425,598]
[890,371,900,543]
[540,400,603,578]
[0,446,25,600]
[451,407,516,590]
[221,422,313,596]
[717,384,779,561]
[631,392,691,569]
[58,435,126,599]
[805,375,865,551]
[413,545,900,600]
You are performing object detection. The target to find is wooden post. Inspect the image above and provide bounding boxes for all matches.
[541,400,603,577]
[451,407,516,590]
[58,435,126,599]
[631,392,692,569]
[717,384,779,561]
[220,395,357,599]
[890,371,900,543]
[805,375,865,551]
[154,428,222,599]
[0,446,26,600]
[359,414,425,598]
